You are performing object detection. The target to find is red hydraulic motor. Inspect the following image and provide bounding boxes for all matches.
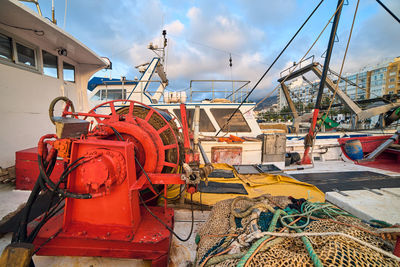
[13,97,212,266]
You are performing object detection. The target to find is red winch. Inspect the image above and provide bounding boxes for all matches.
[11,97,212,266]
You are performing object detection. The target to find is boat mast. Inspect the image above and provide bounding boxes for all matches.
[301,0,344,164]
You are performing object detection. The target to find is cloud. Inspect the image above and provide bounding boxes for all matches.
[165,20,184,36]
[323,0,400,74]
[187,7,200,20]
[237,0,298,27]
[31,0,398,102]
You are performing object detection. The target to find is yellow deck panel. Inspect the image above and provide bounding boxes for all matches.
[167,164,325,206]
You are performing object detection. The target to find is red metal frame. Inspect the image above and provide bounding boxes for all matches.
[30,138,182,266]
[28,99,191,266]
[31,206,174,266]
[62,100,180,172]
[301,108,319,164]
[179,104,191,148]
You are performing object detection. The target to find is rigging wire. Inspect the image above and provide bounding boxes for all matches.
[215,0,325,136]
[375,0,400,24]
[63,0,68,29]
[318,0,360,128]
[238,0,346,121]
[307,0,360,161]
[0,21,44,36]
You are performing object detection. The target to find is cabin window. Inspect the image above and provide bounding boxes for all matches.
[210,108,251,132]
[0,32,41,72]
[63,61,75,82]
[173,108,216,132]
[42,50,58,78]
[16,42,36,67]
[0,33,12,61]
[92,90,102,101]
[105,89,126,100]
[91,89,126,101]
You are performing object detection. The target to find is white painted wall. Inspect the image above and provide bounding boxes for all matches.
[0,61,101,168]
[0,64,70,167]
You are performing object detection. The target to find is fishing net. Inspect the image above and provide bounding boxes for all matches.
[195,194,399,266]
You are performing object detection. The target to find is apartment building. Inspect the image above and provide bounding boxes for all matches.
[278,56,400,109]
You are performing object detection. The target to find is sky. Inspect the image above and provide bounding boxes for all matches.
[25,0,400,100]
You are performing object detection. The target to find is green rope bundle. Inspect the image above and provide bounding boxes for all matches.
[280,201,354,230]
[237,207,324,267]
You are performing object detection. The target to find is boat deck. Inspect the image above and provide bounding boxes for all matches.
[0,160,399,266]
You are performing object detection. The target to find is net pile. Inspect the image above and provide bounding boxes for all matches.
[195,194,399,267]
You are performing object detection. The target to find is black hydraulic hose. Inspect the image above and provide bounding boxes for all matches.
[108,125,124,141]
[139,192,195,242]
[27,199,65,243]
[59,156,86,181]
[14,174,42,242]
[135,156,161,194]
[27,157,85,242]
[14,154,56,242]
[215,0,325,136]
[26,157,90,243]
[38,155,92,199]
[36,153,56,191]
[110,124,194,238]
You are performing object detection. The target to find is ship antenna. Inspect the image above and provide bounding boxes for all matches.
[162,30,167,65]
[229,53,234,99]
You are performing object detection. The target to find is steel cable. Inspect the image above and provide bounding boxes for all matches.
[215,0,325,136]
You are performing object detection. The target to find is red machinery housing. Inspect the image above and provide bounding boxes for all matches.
[28,99,193,266]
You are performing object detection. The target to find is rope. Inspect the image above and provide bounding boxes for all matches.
[199,238,229,267]
[0,21,44,36]
[257,231,400,262]
[307,216,400,240]
[204,237,286,267]
[237,209,284,267]
[215,0,325,136]
[238,209,323,267]
[280,202,354,230]
[375,0,400,24]
[240,0,346,119]
[315,0,359,136]
[220,195,274,247]
[198,196,400,266]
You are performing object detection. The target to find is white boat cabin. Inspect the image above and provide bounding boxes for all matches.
[88,57,262,138]
[0,0,108,168]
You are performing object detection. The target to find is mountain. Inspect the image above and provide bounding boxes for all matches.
[253,95,278,111]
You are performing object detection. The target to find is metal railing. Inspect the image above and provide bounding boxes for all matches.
[279,55,315,78]
[188,80,251,103]
[93,79,252,104]
[92,79,162,104]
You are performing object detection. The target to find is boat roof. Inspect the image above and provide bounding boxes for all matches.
[0,0,108,67]
[88,77,138,91]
